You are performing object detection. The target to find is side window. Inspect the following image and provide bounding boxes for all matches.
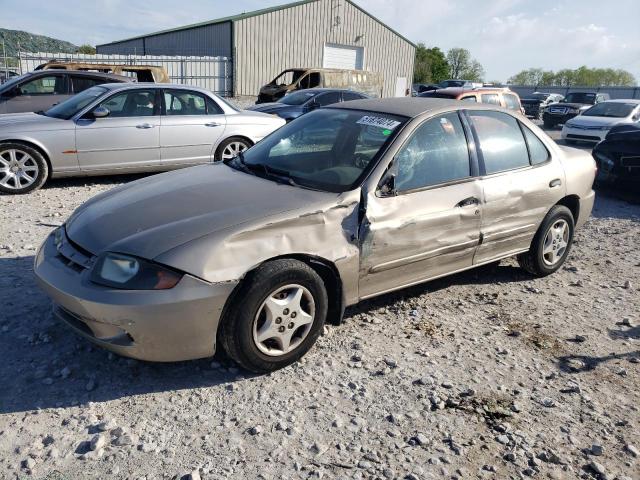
[99,90,156,117]
[460,96,477,102]
[19,75,65,95]
[206,97,224,115]
[480,93,500,105]
[469,110,530,174]
[521,124,550,165]
[164,90,208,116]
[395,112,471,192]
[503,94,521,111]
[71,76,107,93]
[316,92,341,106]
[342,91,364,102]
[298,72,321,89]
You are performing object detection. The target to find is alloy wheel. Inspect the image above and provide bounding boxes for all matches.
[0,148,39,191]
[221,141,249,161]
[542,219,569,266]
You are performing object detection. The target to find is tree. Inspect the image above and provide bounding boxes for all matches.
[445,47,485,81]
[76,44,96,54]
[462,59,485,82]
[508,66,636,87]
[414,44,449,84]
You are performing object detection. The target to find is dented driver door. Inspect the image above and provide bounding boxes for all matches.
[358,111,483,299]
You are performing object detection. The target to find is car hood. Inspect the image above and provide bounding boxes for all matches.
[567,116,627,127]
[0,112,70,131]
[65,163,336,260]
[554,102,592,110]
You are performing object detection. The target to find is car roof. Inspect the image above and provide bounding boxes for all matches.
[99,82,213,94]
[329,97,506,118]
[291,88,367,94]
[26,69,131,81]
[600,99,640,104]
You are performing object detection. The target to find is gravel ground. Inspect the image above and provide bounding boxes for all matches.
[0,120,639,480]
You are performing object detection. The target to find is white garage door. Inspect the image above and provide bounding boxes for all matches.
[323,44,364,70]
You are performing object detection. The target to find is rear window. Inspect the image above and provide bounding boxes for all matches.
[480,94,501,106]
[503,94,521,111]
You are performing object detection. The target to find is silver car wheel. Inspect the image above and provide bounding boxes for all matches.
[221,141,248,161]
[0,148,39,190]
[252,284,315,357]
[542,219,569,266]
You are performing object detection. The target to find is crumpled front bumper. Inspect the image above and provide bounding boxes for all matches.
[34,232,238,362]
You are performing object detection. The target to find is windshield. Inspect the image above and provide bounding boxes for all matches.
[0,73,29,91]
[563,93,596,104]
[44,86,108,119]
[228,108,408,193]
[214,94,239,112]
[438,80,465,88]
[582,102,637,118]
[279,90,318,106]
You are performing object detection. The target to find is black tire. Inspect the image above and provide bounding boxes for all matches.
[0,142,48,194]
[214,137,252,162]
[543,119,555,129]
[218,259,328,373]
[517,205,575,277]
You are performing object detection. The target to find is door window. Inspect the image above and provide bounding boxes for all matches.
[315,92,341,106]
[164,90,209,115]
[503,94,521,111]
[395,113,471,192]
[19,75,65,95]
[480,93,500,105]
[299,72,321,89]
[342,91,365,102]
[71,76,109,93]
[99,90,157,117]
[521,124,550,165]
[468,110,529,174]
[460,96,477,102]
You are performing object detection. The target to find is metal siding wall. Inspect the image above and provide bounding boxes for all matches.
[234,0,415,97]
[97,23,232,58]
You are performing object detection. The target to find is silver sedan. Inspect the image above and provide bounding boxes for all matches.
[0,83,285,194]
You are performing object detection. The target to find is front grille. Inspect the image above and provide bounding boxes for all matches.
[549,107,568,115]
[570,124,604,131]
[56,229,95,271]
[621,156,640,168]
[567,134,601,141]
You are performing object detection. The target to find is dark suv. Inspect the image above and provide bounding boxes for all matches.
[542,92,609,128]
[0,70,132,114]
[520,92,564,119]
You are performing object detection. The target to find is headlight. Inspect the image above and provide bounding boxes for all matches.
[53,227,64,249]
[90,252,183,290]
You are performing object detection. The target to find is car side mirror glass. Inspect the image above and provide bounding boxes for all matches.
[378,173,396,197]
[92,106,110,118]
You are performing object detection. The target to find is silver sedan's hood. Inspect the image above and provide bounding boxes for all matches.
[66,163,336,260]
[0,112,70,131]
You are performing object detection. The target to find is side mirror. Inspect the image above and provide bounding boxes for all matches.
[92,106,110,118]
[379,173,396,197]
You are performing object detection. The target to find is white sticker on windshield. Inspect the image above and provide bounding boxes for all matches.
[356,115,401,130]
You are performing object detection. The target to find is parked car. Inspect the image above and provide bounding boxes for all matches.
[412,83,439,96]
[520,92,564,119]
[257,68,382,103]
[561,100,640,144]
[437,79,483,89]
[542,92,609,128]
[35,61,170,83]
[419,87,524,113]
[246,88,368,122]
[0,83,284,194]
[0,70,20,84]
[34,98,595,372]
[592,123,640,187]
[0,70,132,114]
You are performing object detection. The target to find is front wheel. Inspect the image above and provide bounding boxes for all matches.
[517,205,575,277]
[0,143,48,194]
[218,259,328,373]
[214,137,252,162]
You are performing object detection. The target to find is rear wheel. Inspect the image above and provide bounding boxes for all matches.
[214,137,252,162]
[0,143,48,194]
[218,259,328,373]
[517,205,574,277]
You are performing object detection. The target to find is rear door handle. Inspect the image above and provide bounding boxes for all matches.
[549,178,562,188]
[456,196,480,208]
[204,122,222,127]
[136,123,154,129]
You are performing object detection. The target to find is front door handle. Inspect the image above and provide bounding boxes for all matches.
[136,123,154,129]
[549,178,562,188]
[456,196,480,208]
[204,122,221,127]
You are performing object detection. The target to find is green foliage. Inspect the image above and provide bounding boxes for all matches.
[445,47,484,82]
[508,66,636,87]
[0,28,77,57]
[414,44,449,84]
[76,44,96,55]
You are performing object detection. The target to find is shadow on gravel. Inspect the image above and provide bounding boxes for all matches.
[609,324,640,340]
[0,255,250,416]
[43,173,152,191]
[557,351,639,374]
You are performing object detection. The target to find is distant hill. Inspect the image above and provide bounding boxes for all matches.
[0,28,77,56]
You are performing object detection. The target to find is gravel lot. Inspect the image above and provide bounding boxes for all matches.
[0,120,638,480]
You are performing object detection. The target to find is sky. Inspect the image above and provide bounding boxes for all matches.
[1,0,639,82]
